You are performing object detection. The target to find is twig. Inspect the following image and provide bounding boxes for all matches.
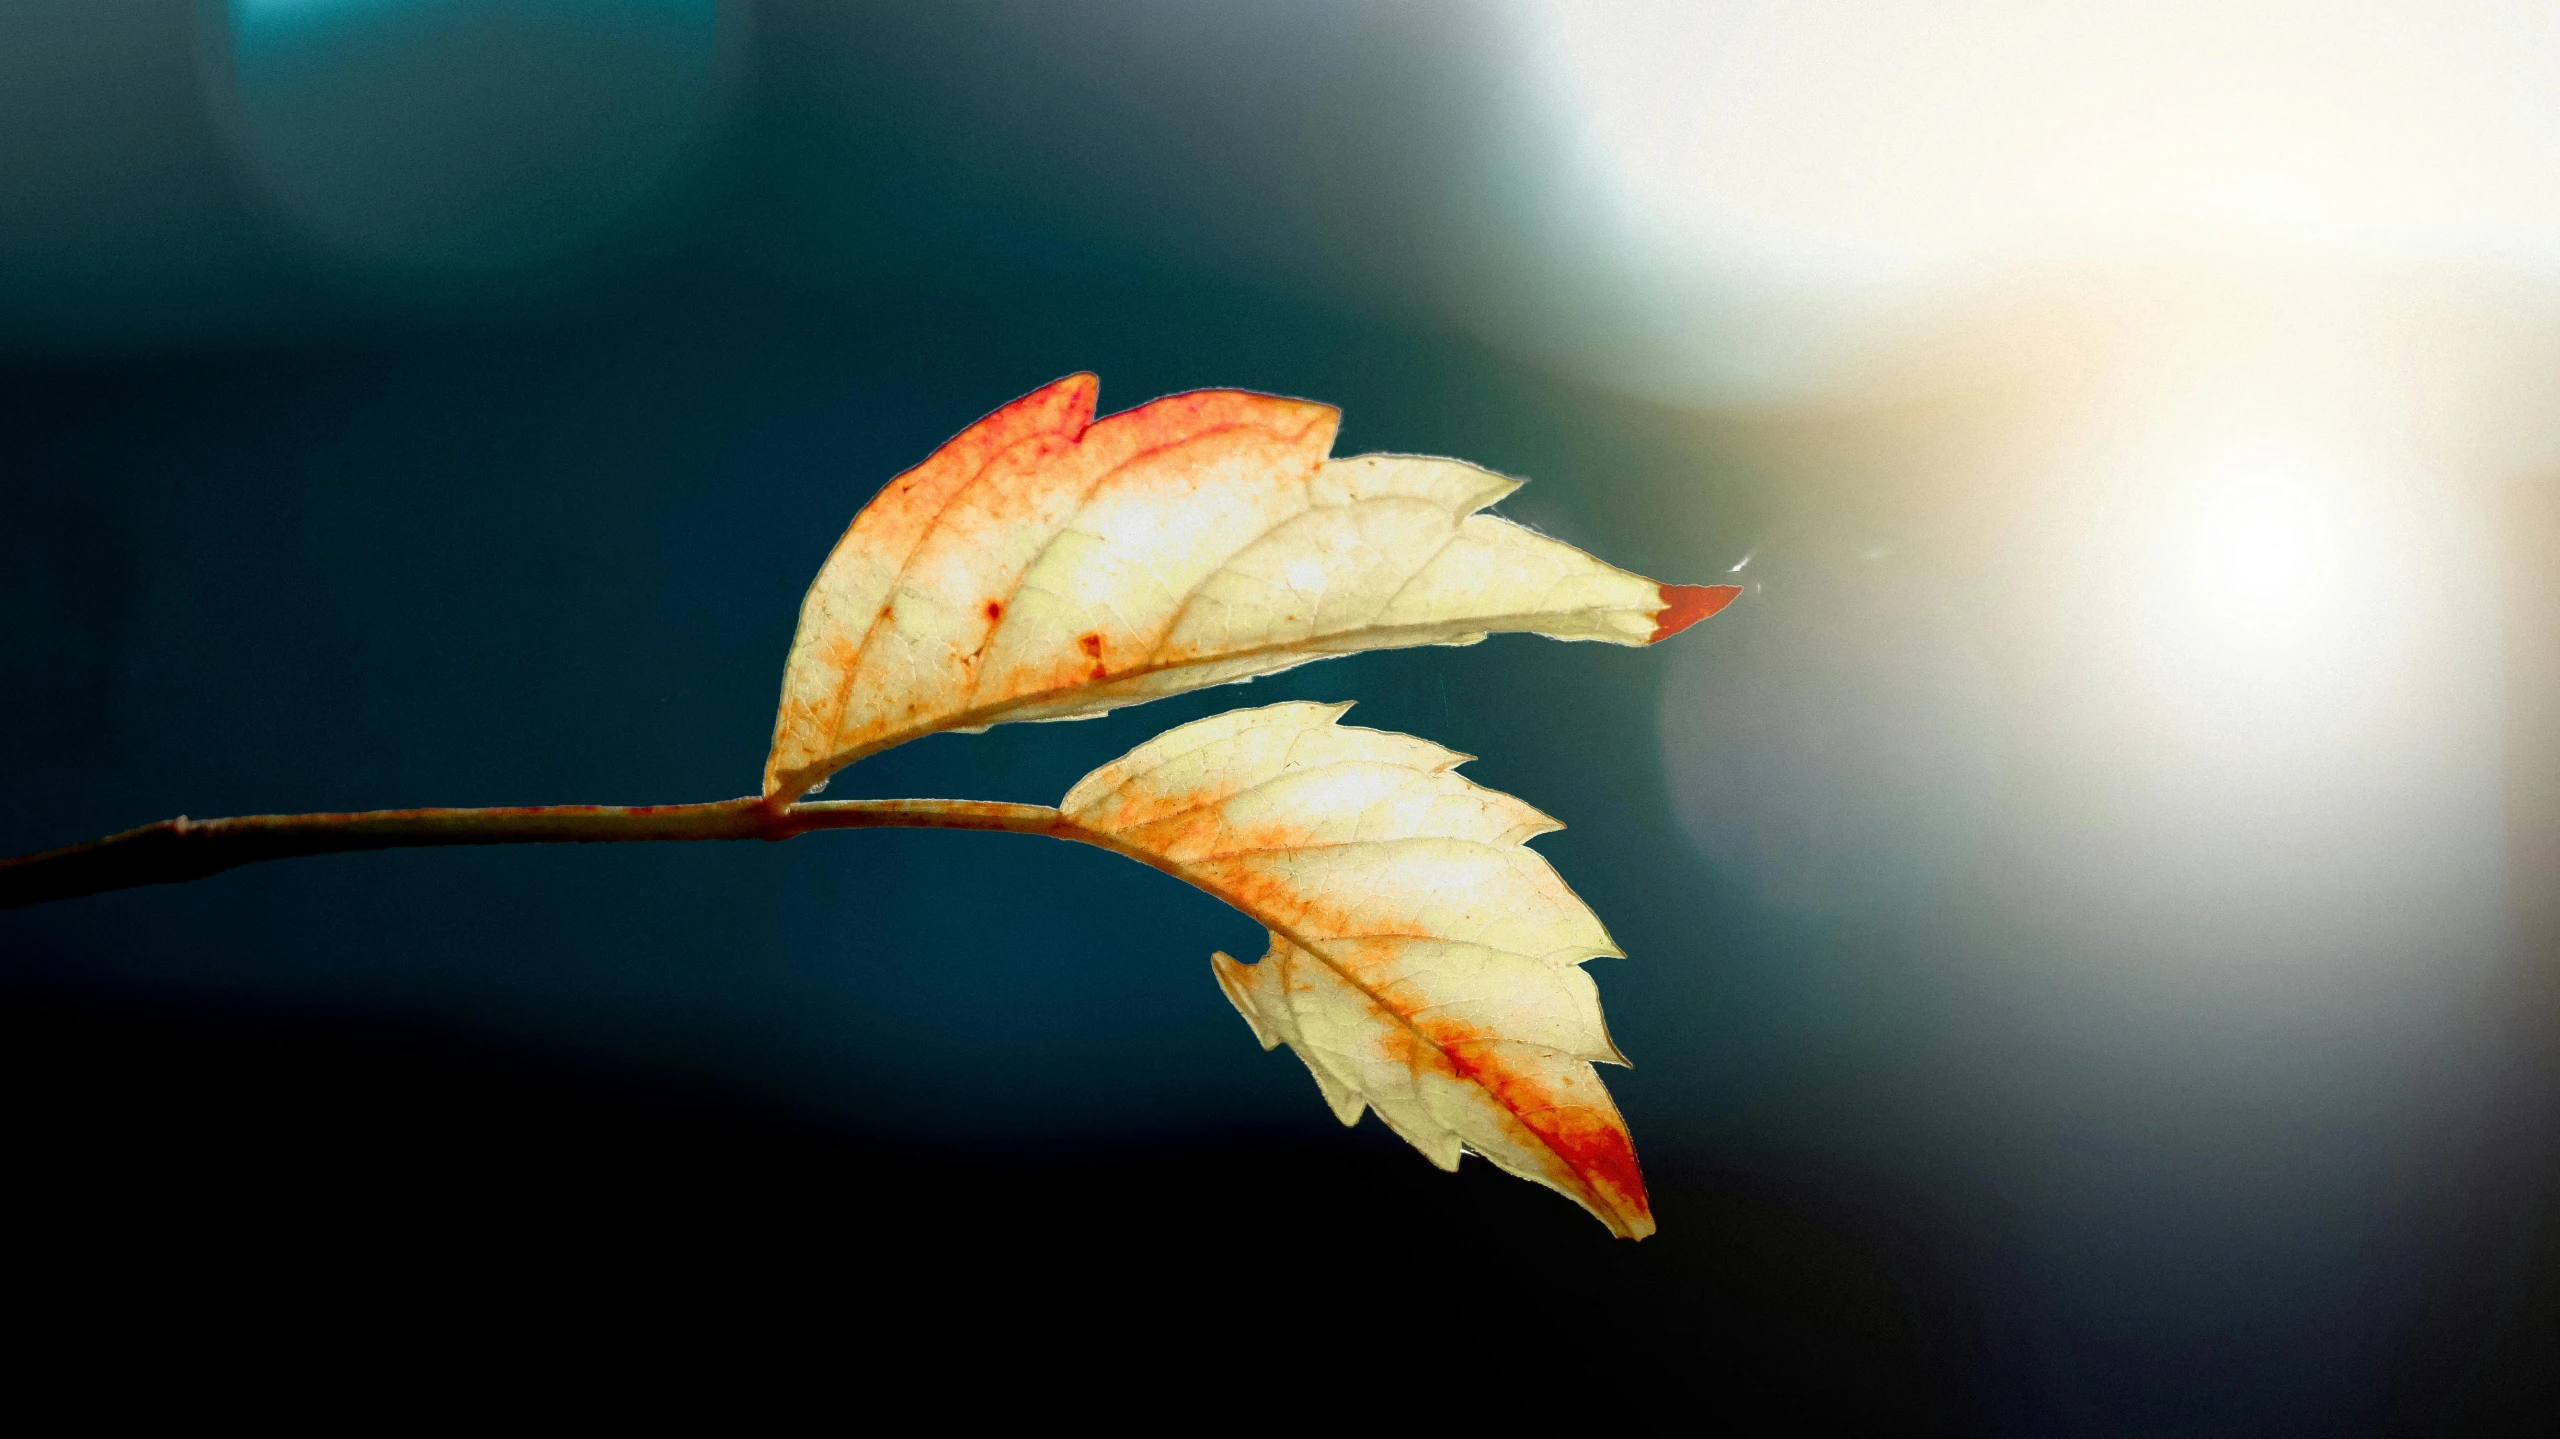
[0,797,1068,908]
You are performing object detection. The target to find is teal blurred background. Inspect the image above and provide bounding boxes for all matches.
[4,2,2555,1426]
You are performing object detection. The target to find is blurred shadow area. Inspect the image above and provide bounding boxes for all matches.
[0,0,1626,364]
[4,977,1961,1428]
[2508,474,2560,1012]
[2448,471,2560,1429]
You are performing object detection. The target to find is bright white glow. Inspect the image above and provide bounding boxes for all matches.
[1533,1,2560,289]
[2182,450,2344,649]
[2073,422,2428,762]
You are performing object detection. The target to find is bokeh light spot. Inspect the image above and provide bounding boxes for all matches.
[215,0,734,273]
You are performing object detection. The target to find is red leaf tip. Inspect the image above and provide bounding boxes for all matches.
[1648,583,1741,643]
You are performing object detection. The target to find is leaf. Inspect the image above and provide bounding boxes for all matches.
[765,374,1737,802]
[1058,700,1654,1239]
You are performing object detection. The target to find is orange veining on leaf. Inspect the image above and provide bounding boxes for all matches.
[763,375,1732,801]
[767,375,1098,796]
[1058,701,1654,1238]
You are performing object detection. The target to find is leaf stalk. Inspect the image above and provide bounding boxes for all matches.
[0,797,1067,909]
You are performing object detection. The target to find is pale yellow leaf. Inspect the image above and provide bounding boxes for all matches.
[764,375,1735,802]
[1058,700,1655,1239]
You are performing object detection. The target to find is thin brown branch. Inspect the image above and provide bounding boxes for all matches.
[0,797,1068,909]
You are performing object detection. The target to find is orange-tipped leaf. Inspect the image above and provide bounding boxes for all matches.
[765,375,1734,801]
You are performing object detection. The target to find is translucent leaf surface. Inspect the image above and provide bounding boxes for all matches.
[1061,701,1654,1238]
[765,374,1736,801]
